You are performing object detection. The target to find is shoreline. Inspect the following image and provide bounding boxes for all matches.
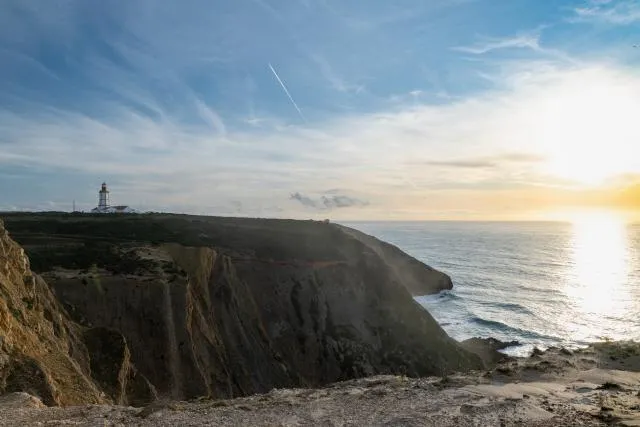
[417,288,629,360]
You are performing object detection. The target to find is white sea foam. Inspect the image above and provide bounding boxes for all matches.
[347,220,640,356]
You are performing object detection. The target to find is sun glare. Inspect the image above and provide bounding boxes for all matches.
[532,70,640,186]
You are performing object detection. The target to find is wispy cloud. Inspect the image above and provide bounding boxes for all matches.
[420,153,546,169]
[0,47,61,81]
[194,99,227,137]
[310,54,365,94]
[453,33,541,54]
[571,0,640,25]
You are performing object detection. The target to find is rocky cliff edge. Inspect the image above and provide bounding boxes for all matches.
[0,219,105,405]
[0,214,482,405]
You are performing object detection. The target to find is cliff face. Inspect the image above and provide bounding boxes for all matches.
[337,225,453,296]
[0,220,102,405]
[2,214,482,404]
[0,220,155,406]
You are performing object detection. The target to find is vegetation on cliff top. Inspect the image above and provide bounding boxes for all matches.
[2,213,351,273]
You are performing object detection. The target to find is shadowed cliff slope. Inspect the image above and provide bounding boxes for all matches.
[2,213,482,404]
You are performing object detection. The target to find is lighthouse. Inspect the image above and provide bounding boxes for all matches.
[91,182,137,214]
[98,182,110,209]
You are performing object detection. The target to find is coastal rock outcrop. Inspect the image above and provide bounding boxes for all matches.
[337,225,453,295]
[0,219,156,406]
[460,337,520,366]
[0,219,103,405]
[2,214,483,404]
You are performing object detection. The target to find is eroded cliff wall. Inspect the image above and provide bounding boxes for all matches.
[2,214,483,404]
[0,219,155,406]
[0,220,103,405]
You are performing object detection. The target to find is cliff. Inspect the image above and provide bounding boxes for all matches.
[337,225,453,295]
[0,219,155,406]
[1,213,482,404]
[0,218,102,405]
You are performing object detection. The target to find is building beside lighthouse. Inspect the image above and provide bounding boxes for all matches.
[91,182,137,214]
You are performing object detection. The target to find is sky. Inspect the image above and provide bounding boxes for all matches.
[0,0,639,220]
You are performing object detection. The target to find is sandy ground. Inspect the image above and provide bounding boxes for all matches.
[1,342,639,426]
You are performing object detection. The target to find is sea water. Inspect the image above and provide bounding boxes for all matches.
[345,219,640,356]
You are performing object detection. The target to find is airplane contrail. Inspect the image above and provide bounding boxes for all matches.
[268,63,307,122]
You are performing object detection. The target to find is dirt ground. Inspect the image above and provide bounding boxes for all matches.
[1,341,639,427]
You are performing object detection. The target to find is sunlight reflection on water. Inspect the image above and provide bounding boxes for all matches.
[348,216,640,356]
[563,212,634,341]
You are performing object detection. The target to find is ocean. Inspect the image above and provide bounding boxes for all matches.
[345,218,640,357]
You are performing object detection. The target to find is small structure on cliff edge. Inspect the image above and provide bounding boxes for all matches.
[91,182,137,214]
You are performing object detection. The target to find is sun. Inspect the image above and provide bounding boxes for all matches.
[531,68,640,186]
[544,143,630,186]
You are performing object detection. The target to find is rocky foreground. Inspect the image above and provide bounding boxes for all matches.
[1,341,640,426]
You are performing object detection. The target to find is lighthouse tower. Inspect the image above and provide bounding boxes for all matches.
[98,182,110,209]
[91,182,136,213]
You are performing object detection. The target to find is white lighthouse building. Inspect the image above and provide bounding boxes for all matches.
[98,182,109,210]
[91,182,137,214]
